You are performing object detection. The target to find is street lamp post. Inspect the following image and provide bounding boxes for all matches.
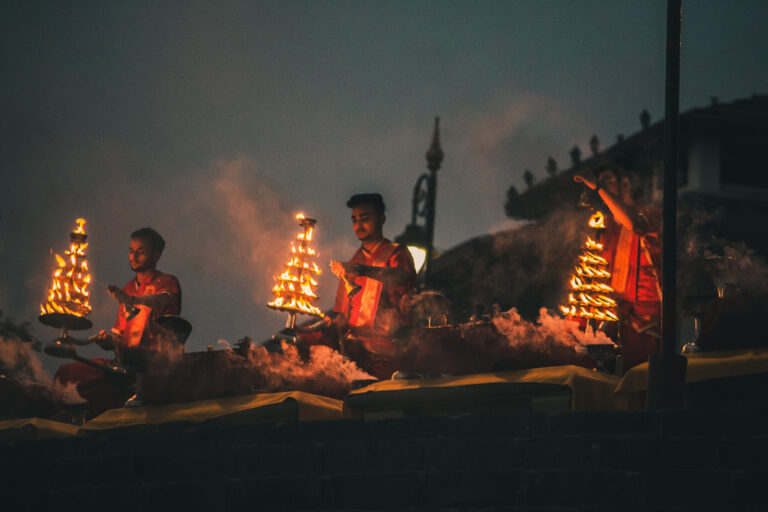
[396,117,444,288]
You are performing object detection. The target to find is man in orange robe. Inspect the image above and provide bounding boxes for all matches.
[329,193,417,379]
[55,227,181,412]
[576,167,662,370]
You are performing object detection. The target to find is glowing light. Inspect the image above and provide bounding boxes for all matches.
[407,245,427,274]
[560,210,617,322]
[40,218,92,317]
[267,213,323,316]
[588,211,606,229]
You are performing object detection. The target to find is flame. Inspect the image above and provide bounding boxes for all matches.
[585,236,603,250]
[40,218,92,317]
[588,211,606,229]
[560,210,617,322]
[267,213,323,316]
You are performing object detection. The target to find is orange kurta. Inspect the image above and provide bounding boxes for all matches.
[332,239,416,379]
[55,271,182,416]
[111,271,181,351]
[600,205,662,369]
[333,239,416,338]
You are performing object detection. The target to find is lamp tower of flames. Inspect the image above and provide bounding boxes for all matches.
[267,213,323,330]
[560,210,619,325]
[39,218,94,357]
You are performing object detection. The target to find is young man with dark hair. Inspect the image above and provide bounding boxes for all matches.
[575,167,662,370]
[329,193,417,379]
[102,227,181,351]
[55,227,182,411]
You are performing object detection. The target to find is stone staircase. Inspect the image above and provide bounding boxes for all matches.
[3,408,768,511]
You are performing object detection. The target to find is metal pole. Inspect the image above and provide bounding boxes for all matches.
[662,0,681,356]
[647,0,687,409]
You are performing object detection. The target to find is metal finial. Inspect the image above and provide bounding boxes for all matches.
[426,117,444,172]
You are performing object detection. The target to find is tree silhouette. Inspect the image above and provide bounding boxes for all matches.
[523,169,535,189]
[569,145,581,166]
[640,109,651,130]
[546,156,557,177]
[589,135,600,156]
[503,185,520,218]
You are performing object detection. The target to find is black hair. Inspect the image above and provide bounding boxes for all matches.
[131,227,166,253]
[346,193,386,215]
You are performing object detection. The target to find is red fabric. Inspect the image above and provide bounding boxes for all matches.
[600,205,662,369]
[54,270,181,416]
[111,271,181,351]
[329,240,416,378]
[600,206,661,308]
[54,359,134,417]
[333,240,416,338]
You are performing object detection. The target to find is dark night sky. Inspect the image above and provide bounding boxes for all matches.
[2,1,767,367]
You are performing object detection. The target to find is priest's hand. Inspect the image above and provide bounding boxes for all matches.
[330,260,359,281]
[574,168,598,190]
[107,285,133,305]
[92,330,114,351]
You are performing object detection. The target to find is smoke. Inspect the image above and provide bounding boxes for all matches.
[248,342,374,397]
[52,378,87,404]
[679,205,768,306]
[0,334,86,405]
[492,307,614,351]
[145,341,374,402]
[0,335,48,383]
[400,307,608,376]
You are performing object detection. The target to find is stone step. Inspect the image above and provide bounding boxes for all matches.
[5,433,768,492]
[7,408,768,462]
[8,469,767,510]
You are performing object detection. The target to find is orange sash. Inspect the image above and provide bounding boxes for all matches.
[348,242,398,330]
[611,226,634,295]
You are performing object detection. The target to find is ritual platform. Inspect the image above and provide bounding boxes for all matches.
[616,348,768,409]
[81,391,343,432]
[0,417,79,443]
[345,365,624,420]
[4,350,768,510]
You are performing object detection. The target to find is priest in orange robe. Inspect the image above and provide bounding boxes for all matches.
[329,193,417,379]
[576,167,662,370]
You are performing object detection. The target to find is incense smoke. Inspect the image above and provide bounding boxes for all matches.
[145,340,375,403]
[249,342,375,397]
[492,307,614,351]
[0,334,86,405]
[401,306,608,376]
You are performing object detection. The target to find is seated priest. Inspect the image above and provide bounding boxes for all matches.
[301,193,417,380]
[55,227,182,411]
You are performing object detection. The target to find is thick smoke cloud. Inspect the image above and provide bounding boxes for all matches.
[0,334,86,405]
[400,307,611,376]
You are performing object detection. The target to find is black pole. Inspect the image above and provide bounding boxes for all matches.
[647,0,687,409]
[662,0,681,356]
[424,117,443,285]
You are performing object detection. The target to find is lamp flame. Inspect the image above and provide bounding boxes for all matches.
[560,210,617,322]
[267,213,323,317]
[40,218,92,317]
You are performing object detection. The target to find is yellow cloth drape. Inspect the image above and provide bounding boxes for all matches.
[348,365,624,411]
[0,418,80,439]
[616,348,768,393]
[82,391,343,431]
